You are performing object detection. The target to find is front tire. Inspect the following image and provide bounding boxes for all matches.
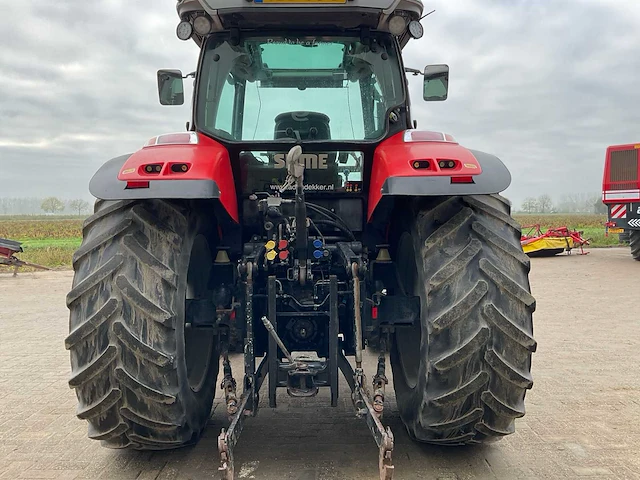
[389,194,537,445]
[65,199,220,449]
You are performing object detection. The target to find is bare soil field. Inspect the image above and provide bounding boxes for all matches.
[1,248,639,479]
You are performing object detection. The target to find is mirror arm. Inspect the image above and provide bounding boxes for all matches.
[183,71,196,79]
[404,67,423,76]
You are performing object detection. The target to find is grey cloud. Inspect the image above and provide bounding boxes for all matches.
[404,0,640,206]
[1,0,640,209]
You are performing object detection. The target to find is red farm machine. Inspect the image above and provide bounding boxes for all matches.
[602,142,640,259]
[65,1,537,478]
[0,238,51,276]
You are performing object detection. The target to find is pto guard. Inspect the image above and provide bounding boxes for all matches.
[367,130,512,220]
[89,132,239,222]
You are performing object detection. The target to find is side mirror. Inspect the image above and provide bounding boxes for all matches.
[157,69,185,105]
[423,64,449,101]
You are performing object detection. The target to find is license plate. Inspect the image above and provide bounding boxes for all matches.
[254,0,346,3]
[609,228,624,234]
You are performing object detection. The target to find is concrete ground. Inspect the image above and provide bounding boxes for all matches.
[1,248,639,479]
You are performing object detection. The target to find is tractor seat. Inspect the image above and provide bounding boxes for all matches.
[274,111,331,141]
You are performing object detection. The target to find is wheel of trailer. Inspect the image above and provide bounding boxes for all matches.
[65,199,220,449]
[629,230,640,261]
[619,231,630,244]
[389,194,537,445]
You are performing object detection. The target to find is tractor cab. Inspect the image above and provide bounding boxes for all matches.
[157,0,449,214]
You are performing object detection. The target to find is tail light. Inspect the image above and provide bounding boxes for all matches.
[126,181,150,189]
[451,176,474,184]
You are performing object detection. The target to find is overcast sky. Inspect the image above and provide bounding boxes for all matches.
[1,0,640,209]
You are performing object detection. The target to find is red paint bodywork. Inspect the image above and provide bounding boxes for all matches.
[601,143,640,204]
[118,134,239,222]
[367,131,482,220]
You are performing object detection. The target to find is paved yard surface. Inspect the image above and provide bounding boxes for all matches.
[1,248,640,479]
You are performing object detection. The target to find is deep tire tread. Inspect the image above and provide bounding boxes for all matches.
[484,349,533,389]
[66,254,124,306]
[428,407,484,430]
[68,345,117,388]
[431,280,488,332]
[431,372,489,406]
[76,388,122,420]
[122,234,177,288]
[423,207,473,255]
[89,422,129,441]
[479,259,536,309]
[391,194,536,445]
[433,327,490,371]
[112,321,173,367]
[65,298,120,350]
[120,408,181,431]
[113,367,177,404]
[82,200,135,233]
[114,275,174,327]
[67,199,219,451]
[482,304,537,353]
[429,238,482,289]
[72,216,134,266]
[481,391,525,418]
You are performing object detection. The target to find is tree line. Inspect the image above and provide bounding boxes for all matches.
[0,197,92,215]
[1,193,609,216]
[519,193,607,214]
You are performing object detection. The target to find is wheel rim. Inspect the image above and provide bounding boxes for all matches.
[394,232,422,389]
[185,234,215,393]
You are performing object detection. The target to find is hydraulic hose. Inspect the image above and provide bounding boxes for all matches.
[295,182,308,285]
[312,219,356,241]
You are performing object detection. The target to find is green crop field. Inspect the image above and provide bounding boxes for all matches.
[0,212,628,272]
[0,216,85,270]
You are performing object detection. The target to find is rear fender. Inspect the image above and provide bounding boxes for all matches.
[367,130,511,221]
[89,132,239,222]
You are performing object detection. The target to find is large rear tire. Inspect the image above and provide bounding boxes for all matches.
[65,199,220,449]
[389,194,537,445]
[629,230,640,260]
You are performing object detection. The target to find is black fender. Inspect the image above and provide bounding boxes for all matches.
[381,149,511,197]
[89,154,221,201]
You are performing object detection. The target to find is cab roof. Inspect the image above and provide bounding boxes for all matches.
[176,0,425,48]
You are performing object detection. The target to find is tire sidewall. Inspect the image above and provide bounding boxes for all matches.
[174,208,220,435]
[388,199,436,431]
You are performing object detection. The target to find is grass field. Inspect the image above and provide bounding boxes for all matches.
[0,217,85,270]
[0,212,626,271]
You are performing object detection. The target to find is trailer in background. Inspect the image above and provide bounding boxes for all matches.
[602,143,640,259]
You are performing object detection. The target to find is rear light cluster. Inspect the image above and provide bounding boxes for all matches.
[144,164,163,174]
[140,163,191,175]
[410,159,460,170]
[411,160,431,169]
[409,159,474,183]
[438,160,456,169]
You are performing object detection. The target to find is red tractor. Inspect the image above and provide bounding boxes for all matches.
[602,142,640,259]
[65,1,536,478]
